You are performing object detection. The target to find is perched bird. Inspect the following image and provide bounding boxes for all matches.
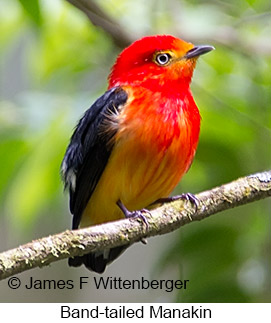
[61,35,214,273]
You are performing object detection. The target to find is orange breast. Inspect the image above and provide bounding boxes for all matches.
[80,86,200,227]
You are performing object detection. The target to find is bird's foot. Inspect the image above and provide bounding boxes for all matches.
[117,200,149,228]
[153,193,199,211]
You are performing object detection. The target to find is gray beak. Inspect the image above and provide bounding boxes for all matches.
[185,45,215,59]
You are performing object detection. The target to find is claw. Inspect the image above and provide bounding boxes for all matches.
[152,193,199,211]
[140,238,148,245]
[117,200,149,228]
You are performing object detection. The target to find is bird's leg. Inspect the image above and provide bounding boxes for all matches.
[116,199,149,244]
[152,193,199,211]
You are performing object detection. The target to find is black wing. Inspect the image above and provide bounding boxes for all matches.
[61,87,128,229]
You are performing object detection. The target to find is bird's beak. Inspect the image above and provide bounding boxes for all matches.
[185,45,215,59]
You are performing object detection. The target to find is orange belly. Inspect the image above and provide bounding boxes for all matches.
[80,89,200,227]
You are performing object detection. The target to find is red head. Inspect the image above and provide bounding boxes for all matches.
[108,35,214,92]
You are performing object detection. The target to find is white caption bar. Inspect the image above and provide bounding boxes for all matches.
[1,303,270,322]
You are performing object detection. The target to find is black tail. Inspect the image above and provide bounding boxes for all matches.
[68,245,129,273]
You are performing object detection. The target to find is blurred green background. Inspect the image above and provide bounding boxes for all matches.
[0,0,270,302]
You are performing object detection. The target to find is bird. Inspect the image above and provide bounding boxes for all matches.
[61,35,214,273]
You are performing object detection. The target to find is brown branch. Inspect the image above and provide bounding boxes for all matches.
[0,170,270,280]
[65,0,133,48]
[64,0,271,56]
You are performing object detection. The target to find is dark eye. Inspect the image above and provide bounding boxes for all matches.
[155,53,172,66]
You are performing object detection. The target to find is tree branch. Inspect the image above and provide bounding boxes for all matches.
[65,0,133,48]
[0,171,270,280]
[64,0,271,56]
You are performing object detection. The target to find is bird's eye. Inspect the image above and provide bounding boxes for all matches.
[155,53,172,66]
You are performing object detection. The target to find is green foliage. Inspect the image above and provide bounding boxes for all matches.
[5,114,67,230]
[0,0,270,302]
[18,0,42,26]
